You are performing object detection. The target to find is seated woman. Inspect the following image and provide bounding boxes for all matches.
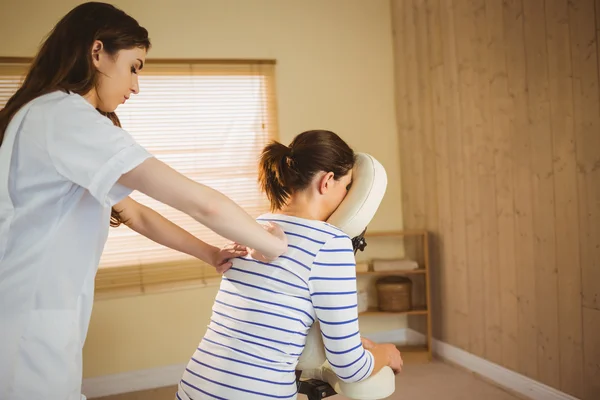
[177,130,403,400]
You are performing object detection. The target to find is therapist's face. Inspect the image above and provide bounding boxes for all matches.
[91,41,147,112]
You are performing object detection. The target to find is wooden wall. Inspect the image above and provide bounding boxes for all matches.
[391,0,600,398]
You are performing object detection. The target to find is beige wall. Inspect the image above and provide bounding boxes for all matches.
[0,0,404,378]
[390,0,600,399]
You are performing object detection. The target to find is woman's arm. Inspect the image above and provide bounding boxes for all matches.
[113,196,247,272]
[309,235,402,382]
[118,157,287,261]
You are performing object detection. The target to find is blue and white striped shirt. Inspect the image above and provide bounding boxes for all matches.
[177,213,374,400]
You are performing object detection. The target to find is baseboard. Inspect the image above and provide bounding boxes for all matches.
[432,339,579,400]
[82,363,185,399]
[362,328,427,346]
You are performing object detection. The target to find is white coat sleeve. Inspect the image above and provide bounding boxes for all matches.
[46,97,152,205]
[308,234,375,383]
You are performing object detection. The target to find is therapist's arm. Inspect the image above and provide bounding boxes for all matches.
[113,197,248,272]
[118,157,287,261]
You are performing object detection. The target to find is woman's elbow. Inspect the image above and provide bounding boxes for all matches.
[189,198,222,223]
[338,371,367,384]
[113,199,142,230]
[331,355,373,383]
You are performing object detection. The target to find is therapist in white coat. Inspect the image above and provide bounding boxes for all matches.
[0,2,287,399]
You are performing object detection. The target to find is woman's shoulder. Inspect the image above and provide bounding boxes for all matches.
[28,91,102,120]
[27,91,118,133]
[257,213,348,241]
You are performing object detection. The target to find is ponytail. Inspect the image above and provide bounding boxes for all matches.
[259,141,298,211]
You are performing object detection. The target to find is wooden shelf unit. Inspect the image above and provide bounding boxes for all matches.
[357,229,432,362]
[358,306,428,317]
[356,269,426,276]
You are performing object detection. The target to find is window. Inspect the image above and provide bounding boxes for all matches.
[0,59,278,297]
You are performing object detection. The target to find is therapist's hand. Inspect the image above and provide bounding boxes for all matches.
[211,243,248,273]
[248,222,287,262]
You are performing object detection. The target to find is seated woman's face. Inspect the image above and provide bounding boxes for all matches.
[324,170,353,219]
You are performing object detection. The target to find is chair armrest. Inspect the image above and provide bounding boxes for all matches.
[300,363,395,400]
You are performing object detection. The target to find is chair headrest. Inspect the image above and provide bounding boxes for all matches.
[327,152,388,238]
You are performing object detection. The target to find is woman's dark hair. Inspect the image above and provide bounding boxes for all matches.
[259,130,355,211]
[0,1,151,145]
[0,2,151,227]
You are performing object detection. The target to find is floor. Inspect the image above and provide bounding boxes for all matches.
[92,360,524,400]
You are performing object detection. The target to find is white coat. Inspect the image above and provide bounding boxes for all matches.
[0,91,152,400]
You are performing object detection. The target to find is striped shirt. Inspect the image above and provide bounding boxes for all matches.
[177,213,374,400]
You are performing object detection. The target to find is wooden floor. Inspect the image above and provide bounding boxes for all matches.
[91,360,523,400]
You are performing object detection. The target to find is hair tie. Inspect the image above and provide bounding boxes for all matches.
[285,147,294,167]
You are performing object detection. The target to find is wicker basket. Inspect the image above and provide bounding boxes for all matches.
[376,276,412,312]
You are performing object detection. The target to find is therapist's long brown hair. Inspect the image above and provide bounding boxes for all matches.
[0,1,151,226]
[0,2,151,141]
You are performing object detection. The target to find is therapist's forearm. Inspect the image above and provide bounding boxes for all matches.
[188,191,285,260]
[119,158,287,260]
[129,202,219,263]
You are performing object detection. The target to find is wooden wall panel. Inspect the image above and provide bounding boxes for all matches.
[391,0,600,397]
[504,0,539,380]
[440,0,471,351]
[583,307,600,399]
[427,0,453,343]
[522,0,561,388]
[454,0,486,359]
[547,0,585,396]
[486,0,520,373]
